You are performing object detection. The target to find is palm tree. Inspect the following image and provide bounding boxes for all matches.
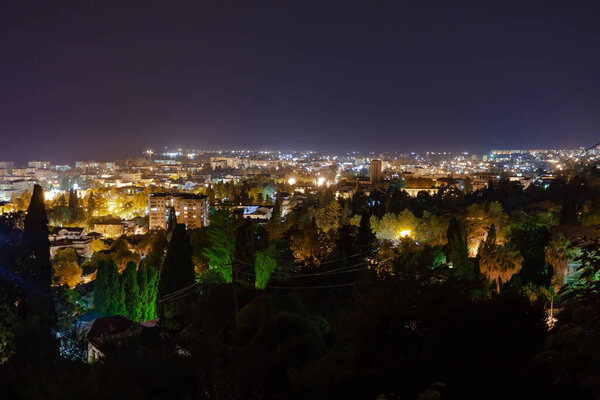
[545,234,577,292]
[479,224,523,293]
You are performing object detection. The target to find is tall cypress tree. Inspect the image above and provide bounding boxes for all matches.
[445,217,474,279]
[110,262,126,316]
[138,253,162,320]
[356,213,377,256]
[158,223,195,323]
[22,184,55,323]
[68,188,79,223]
[147,262,160,320]
[94,259,112,315]
[137,260,149,320]
[233,219,255,288]
[560,190,578,225]
[87,192,96,216]
[94,259,125,316]
[166,206,177,242]
[123,261,141,321]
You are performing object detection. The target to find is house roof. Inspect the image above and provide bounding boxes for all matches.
[84,315,134,340]
[50,227,85,235]
[50,238,91,247]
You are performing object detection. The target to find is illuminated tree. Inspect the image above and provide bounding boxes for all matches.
[138,255,160,320]
[109,237,141,271]
[465,201,509,256]
[203,208,238,282]
[52,248,82,289]
[254,245,277,289]
[370,210,418,241]
[86,191,96,216]
[122,261,142,321]
[311,200,341,234]
[479,224,523,293]
[94,258,123,316]
[290,218,323,265]
[416,211,449,246]
[545,234,577,291]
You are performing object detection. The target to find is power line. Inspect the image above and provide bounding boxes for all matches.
[235,280,360,290]
[158,284,202,303]
[161,281,199,300]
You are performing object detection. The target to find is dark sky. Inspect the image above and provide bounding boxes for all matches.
[1,0,599,162]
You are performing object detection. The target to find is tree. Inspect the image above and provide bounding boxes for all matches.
[203,208,238,282]
[311,200,341,234]
[136,260,148,319]
[94,258,115,315]
[109,237,141,271]
[233,219,255,288]
[255,245,278,289]
[356,213,377,256]
[86,191,96,216]
[465,201,509,257]
[478,224,523,293]
[22,184,55,323]
[445,217,474,280]
[109,263,126,316]
[559,190,578,225]
[122,261,142,321]
[158,223,196,324]
[266,197,284,240]
[290,218,323,265]
[166,206,177,241]
[545,234,577,292]
[138,256,160,321]
[52,248,82,289]
[68,188,80,222]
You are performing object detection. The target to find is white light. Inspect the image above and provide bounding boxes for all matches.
[317,177,326,186]
[288,177,296,185]
[398,229,411,238]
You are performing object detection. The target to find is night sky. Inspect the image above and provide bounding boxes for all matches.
[2,0,599,162]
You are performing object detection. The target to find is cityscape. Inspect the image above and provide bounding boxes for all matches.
[2,1,600,399]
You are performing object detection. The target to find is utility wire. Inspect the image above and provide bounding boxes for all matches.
[234,280,360,290]
[161,281,199,300]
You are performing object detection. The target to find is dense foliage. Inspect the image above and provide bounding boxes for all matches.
[3,169,600,398]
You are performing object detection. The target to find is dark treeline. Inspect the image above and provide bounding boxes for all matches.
[2,168,600,399]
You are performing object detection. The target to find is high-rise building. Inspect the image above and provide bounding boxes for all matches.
[370,159,382,184]
[148,193,210,230]
[0,162,14,172]
[28,161,51,170]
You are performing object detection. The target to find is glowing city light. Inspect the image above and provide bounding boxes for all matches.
[288,177,297,185]
[398,229,411,238]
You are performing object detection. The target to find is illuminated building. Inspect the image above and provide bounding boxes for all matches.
[75,161,116,173]
[370,159,383,184]
[28,161,51,170]
[148,193,210,230]
[402,187,438,197]
[93,220,125,238]
[49,227,92,259]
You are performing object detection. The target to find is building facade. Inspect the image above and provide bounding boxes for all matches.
[370,159,383,184]
[148,193,210,230]
[49,227,92,259]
